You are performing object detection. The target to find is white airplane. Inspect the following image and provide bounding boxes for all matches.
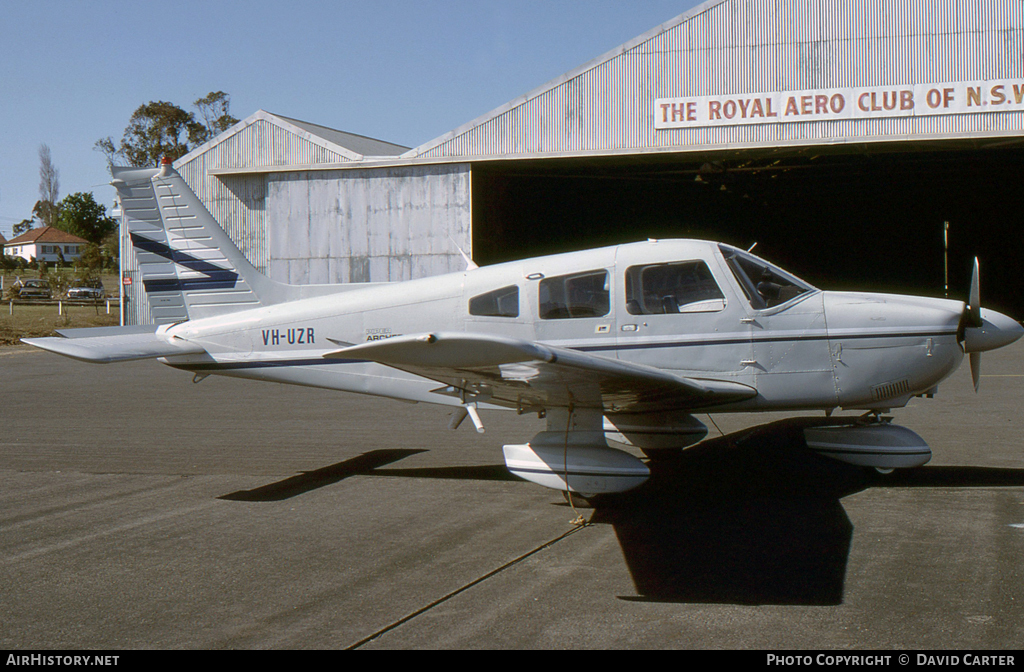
[24,161,1024,497]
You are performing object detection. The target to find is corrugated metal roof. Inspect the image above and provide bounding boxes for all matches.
[270,113,409,157]
[175,109,407,167]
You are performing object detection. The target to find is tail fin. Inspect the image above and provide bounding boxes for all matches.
[114,161,286,324]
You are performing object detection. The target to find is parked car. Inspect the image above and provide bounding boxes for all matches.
[17,279,51,300]
[66,279,105,300]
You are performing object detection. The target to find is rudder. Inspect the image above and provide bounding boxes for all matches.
[114,159,283,324]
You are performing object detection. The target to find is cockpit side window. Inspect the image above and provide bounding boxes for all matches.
[469,285,519,318]
[625,261,726,315]
[719,244,814,309]
[539,270,610,319]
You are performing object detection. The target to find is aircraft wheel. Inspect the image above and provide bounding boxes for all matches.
[874,467,895,475]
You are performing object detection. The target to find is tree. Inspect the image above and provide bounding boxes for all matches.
[93,137,118,169]
[193,91,239,143]
[126,101,202,167]
[13,219,33,237]
[36,144,60,227]
[54,192,117,245]
[100,231,119,269]
[76,243,105,272]
[95,92,238,168]
[94,100,199,168]
[32,200,60,229]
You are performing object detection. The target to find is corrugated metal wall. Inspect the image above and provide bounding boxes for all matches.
[409,0,1024,158]
[265,164,472,285]
[176,116,356,273]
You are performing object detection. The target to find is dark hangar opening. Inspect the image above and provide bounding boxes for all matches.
[472,143,1024,317]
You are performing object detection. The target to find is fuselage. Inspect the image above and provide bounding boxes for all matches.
[162,239,976,414]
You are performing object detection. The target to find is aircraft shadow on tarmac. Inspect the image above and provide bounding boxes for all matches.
[594,419,864,607]
[218,449,430,501]
[218,419,1024,607]
[218,449,520,502]
[593,419,1024,606]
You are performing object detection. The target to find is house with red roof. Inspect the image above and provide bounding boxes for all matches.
[3,226,88,264]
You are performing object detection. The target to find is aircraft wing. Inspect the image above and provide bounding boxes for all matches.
[324,332,755,414]
[22,325,205,363]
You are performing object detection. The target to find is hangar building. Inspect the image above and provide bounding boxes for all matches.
[124,0,1024,324]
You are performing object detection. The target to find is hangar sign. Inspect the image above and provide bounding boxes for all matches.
[655,78,1024,129]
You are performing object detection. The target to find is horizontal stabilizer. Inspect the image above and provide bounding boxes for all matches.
[22,325,205,363]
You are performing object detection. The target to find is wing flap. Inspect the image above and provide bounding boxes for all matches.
[325,332,755,413]
[23,326,205,363]
[329,332,554,368]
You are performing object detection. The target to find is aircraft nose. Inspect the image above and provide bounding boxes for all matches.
[962,308,1024,353]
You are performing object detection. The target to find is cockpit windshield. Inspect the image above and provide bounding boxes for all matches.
[718,244,815,310]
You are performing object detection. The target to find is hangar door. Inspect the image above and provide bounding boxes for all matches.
[471,144,1024,318]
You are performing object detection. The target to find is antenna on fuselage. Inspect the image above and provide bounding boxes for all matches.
[747,242,758,253]
[448,234,478,271]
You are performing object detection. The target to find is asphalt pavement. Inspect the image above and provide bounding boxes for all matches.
[2,342,1023,649]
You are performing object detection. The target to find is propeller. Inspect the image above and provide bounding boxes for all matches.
[958,258,984,392]
[955,258,1024,392]
[968,349,982,392]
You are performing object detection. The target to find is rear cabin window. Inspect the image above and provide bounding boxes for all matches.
[469,285,519,318]
[625,261,726,315]
[539,270,610,320]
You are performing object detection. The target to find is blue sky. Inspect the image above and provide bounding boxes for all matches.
[0,0,701,239]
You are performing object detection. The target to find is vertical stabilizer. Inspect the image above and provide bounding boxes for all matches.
[114,161,285,323]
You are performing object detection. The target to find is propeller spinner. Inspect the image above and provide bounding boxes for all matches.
[957,258,1024,391]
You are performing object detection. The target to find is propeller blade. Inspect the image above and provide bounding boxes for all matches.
[958,257,984,346]
[970,351,981,392]
[967,257,982,329]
